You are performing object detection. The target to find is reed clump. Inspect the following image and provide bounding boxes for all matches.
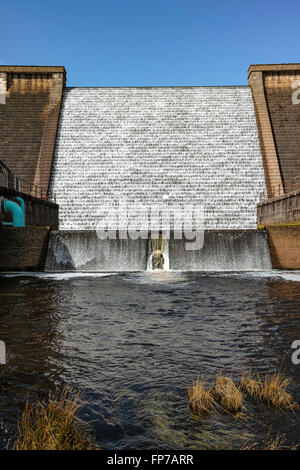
[240,374,261,400]
[14,388,97,450]
[260,373,298,410]
[241,372,298,411]
[214,374,243,414]
[188,378,215,416]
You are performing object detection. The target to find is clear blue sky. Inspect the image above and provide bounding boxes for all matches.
[1,0,299,86]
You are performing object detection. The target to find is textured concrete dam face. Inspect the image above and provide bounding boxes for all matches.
[50,86,266,231]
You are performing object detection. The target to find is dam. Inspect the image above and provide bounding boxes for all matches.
[0,64,300,451]
[0,64,300,270]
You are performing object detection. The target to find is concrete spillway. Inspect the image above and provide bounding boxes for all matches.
[45,230,272,272]
[49,86,266,231]
[47,86,270,272]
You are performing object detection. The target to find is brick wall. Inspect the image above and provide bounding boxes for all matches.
[0,66,66,193]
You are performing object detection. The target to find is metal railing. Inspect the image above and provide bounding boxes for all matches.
[0,161,56,203]
[260,175,300,202]
[283,175,300,194]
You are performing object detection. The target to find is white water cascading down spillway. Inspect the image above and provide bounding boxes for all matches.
[46,86,272,272]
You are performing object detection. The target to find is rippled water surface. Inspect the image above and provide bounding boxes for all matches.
[0,271,300,449]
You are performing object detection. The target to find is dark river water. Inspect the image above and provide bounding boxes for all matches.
[0,270,300,450]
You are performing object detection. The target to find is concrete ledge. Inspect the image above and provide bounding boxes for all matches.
[248,63,300,78]
[258,189,300,205]
[257,191,300,225]
[0,66,66,74]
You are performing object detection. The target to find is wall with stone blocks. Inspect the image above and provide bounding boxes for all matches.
[0,227,50,271]
[0,66,66,192]
[264,72,300,183]
[50,86,266,230]
[248,64,300,196]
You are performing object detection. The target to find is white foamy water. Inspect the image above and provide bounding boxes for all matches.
[46,231,148,272]
[127,271,189,285]
[214,271,300,282]
[125,270,300,286]
[50,87,266,231]
[1,270,300,283]
[0,272,118,280]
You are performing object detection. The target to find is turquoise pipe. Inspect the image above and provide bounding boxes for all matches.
[3,198,25,227]
[16,197,25,215]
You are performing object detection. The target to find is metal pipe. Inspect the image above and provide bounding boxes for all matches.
[3,198,25,227]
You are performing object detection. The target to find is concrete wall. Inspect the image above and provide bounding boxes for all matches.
[0,186,58,228]
[266,225,300,269]
[258,190,300,225]
[25,197,58,228]
[0,227,50,271]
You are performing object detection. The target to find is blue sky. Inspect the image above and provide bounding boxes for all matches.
[1,0,299,86]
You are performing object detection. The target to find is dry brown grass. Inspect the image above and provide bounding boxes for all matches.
[188,378,215,416]
[214,374,243,414]
[261,373,298,410]
[241,372,298,411]
[240,374,261,400]
[14,388,97,450]
[243,432,299,450]
[264,434,288,450]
